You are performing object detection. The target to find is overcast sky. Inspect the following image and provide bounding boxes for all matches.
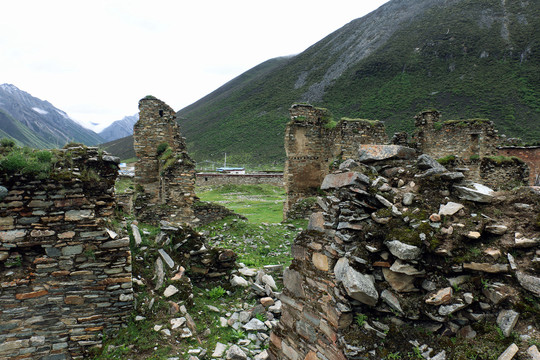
[2,0,389,132]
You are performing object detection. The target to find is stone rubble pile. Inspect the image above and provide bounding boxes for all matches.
[270,145,540,360]
[128,219,287,360]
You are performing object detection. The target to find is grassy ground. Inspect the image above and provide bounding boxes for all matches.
[196,184,287,224]
[89,183,305,359]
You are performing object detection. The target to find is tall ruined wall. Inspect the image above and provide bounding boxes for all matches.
[414,110,499,159]
[284,104,387,218]
[499,146,540,186]
[270,148,540,359]
[0,146,132,360]
[133,96,196,225]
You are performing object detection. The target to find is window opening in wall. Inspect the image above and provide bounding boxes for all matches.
[159,110,164,117]
[470,133,480,157]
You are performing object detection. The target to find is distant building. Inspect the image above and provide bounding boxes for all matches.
[216,167,245,174]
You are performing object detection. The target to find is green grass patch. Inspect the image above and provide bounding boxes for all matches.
[197,184,286,224]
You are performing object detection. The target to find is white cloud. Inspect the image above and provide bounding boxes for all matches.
[1,0,389,129]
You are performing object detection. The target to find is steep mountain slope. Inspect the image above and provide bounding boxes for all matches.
[177,0,540,165]
[0,84,104,148]
[99,114,138,142]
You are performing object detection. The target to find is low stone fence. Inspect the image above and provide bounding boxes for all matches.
[196,173,283,187]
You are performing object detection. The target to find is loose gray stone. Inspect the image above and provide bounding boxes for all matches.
[231,275,249,287]
[438,302,467,316]
[402,193,415,206]
[212,342,227,358]
[131,224,142,246]
[0,186,7,201]
[226,345,247,360]
[321,171,370,190]
[381,289,403,314]
[358,145,417,163]
[163,285,179,298]
[497,310,519,337]
[243,318,267,331]
[516,272,540,296]
[385,240,422,260]
[438,202,464,216]
[417,154,447,171]
[334,257,378,306]
[453,183,494,203]
[497,343,518,360]
[376,194,393,208]
[158,249,175,269]
[154,258,164,290]
[485,224,508,235]
[103,155,120,164]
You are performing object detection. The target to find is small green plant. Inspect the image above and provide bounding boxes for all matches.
[437,154,456,165]
[255,313,267,322]
[156,142,169,156]
[355,313,368,327]
[230,329,245,342]
[207,286,226,300]
[470,154,480,161]
[481,278,489,289]
[84,249,96,260]
[409,346,423,359]
[386,352,402,360]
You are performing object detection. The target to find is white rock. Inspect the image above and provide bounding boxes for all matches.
[334,257,378,306]
[226,344,247,360]
[131,224,142,245]
[163,285,179,298]
[170,317,186,329]
[231,275,250,287]
[243,318,267,331]
[385,240,422,260]
[438,202,464,216]
[212,343,227,358]
[261,274,277,291]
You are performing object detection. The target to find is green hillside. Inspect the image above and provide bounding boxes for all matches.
[176,0,540,166]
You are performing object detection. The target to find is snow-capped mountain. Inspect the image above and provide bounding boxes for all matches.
[99,114,138,142]
[0,83,103,148]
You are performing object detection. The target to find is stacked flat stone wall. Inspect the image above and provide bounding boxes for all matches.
[270,150,540,359]
[0,147,132,360]
[414,110,499,159]
[284,104,388,219]
[498,146,540,185]
[133,97,196,225]
[196,173,283,187]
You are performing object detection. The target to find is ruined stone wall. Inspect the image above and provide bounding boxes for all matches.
[195,173,284,187]
[0,147,132,360]
[284,104,387,218]
[133,97,196,225]
[415,110,499,159]
[270,148,540,359]
[498,146,540,185]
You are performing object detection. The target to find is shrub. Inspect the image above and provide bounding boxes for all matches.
[157,142,169,156]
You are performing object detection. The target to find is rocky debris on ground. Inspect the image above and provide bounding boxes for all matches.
[270,152,540,359]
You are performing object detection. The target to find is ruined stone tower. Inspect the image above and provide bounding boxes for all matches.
[133,96,197,224]
[283,104,388,219]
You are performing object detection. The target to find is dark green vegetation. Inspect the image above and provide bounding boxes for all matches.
[174,0,539,165]
[0,138,53,179]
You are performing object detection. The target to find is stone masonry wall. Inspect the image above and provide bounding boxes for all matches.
[270,147,540,359]
[0,147,132,360]
[498,146,540,186]
[196,173,284,187]
[133,96,197,225]
[414,110,499,159]
[283,104,387,219]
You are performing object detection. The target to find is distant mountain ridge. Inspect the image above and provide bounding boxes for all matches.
[99,114,138,142]
[176,0,540,165]
[0,84,104,148]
